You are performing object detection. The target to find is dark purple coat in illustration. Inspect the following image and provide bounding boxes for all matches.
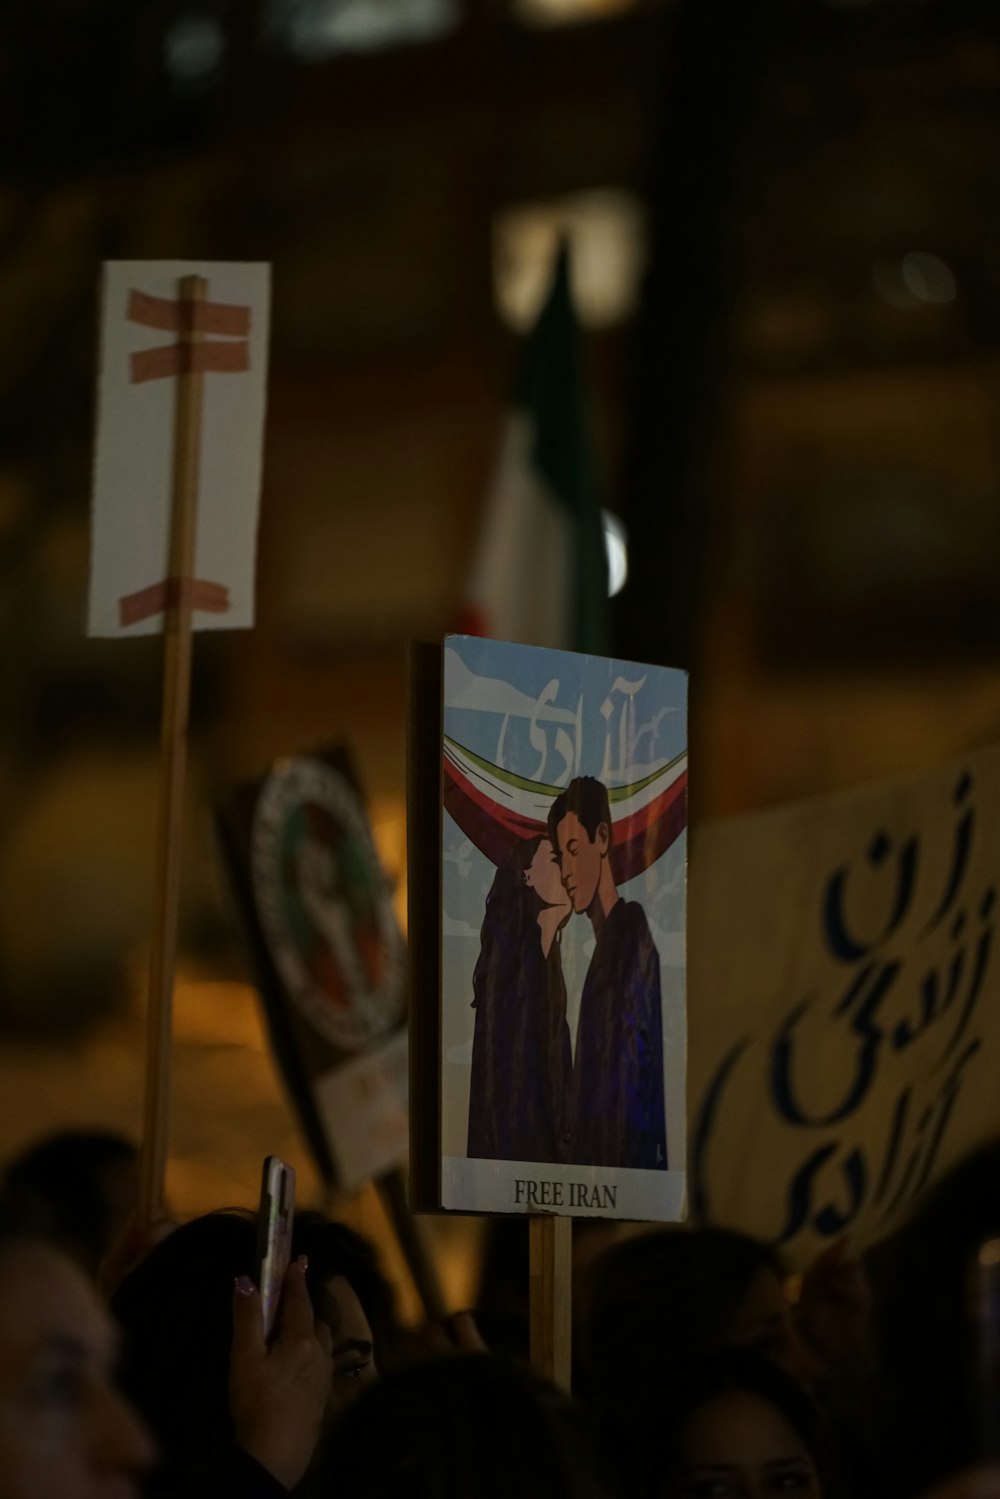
[568,899,667,1171]
[466,841,572,1164]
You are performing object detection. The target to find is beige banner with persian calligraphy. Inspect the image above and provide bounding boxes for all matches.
[689,740,1000,1267]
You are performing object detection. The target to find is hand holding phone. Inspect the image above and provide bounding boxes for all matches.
[255,1156,296,1341]
[231,1254,333,1489]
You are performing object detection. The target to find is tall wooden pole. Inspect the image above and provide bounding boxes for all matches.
[138,274,206,1226]
[529,1216,572,1391]
[376,1168,447,1323]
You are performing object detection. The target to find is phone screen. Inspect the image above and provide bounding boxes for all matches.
[255,1156,296,1341]
[970,1234,1000,1459]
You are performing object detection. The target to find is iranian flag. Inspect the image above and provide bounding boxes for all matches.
[458,244,608,653]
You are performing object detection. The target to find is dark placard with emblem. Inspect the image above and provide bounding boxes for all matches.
[219,747,408,1192]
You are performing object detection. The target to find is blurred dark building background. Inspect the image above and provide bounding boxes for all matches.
[0,0,997,1279]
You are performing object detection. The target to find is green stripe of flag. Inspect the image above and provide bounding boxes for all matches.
[514,242,608,655]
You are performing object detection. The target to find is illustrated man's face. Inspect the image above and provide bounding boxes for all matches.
[554,811,608,915]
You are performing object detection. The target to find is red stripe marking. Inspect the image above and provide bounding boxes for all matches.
[443,760,542,864]
[444,766,540,837]
[119,577,231,627]
[442,753,687,881]
[610,776,688,886]
[445,748,686,850]
[609,772,689,848]
[127,289,251,337]
[130,341,249,383]
[443,752,541,834]
[454,604,489,637]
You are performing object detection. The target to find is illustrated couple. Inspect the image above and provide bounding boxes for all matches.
[466,776,668,1172]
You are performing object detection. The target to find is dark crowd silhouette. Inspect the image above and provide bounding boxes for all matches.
[0,1126,998,1499]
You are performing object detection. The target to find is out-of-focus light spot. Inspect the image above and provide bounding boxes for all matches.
[603,510,628,597]
[283,0,459,58]
[902,251,957,304]
[513,0,633,25]
[494,189,647,331]
[163,15,227,83]
[872,252,957,309]
[871,257,914,308]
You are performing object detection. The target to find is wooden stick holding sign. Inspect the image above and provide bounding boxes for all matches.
[530,1216,572,1391]
[376,1170,447,1324]
[407,637,689,1398]
[139,274,205,1225]
[90,260,270,1225]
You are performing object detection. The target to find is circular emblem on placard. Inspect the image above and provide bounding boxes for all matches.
[250,758,405,1052]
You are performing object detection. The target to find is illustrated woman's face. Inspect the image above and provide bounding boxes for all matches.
[526,839,571,911]
[666,1390,822,1499]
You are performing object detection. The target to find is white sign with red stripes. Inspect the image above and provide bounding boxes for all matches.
[89,260,270,638]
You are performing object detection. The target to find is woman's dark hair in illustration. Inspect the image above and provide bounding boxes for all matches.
[474,835,548,983]
[468,833,570,1164]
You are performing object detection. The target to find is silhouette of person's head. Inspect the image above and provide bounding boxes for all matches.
[868,1140,1000,1494]
[646,1348,827,1499]
[321,1353,618,1499]
[581,1227,817,1440]
[0,1129,139,1278]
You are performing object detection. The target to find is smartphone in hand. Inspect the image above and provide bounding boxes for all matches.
[970,1234,1000,1458]
[256,1156,296,1341]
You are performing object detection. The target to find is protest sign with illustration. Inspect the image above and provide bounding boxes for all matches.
[690,741,1000,1264]
[435,635,688,1221]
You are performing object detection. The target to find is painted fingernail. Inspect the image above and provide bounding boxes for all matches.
[235,1275,254,1296]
